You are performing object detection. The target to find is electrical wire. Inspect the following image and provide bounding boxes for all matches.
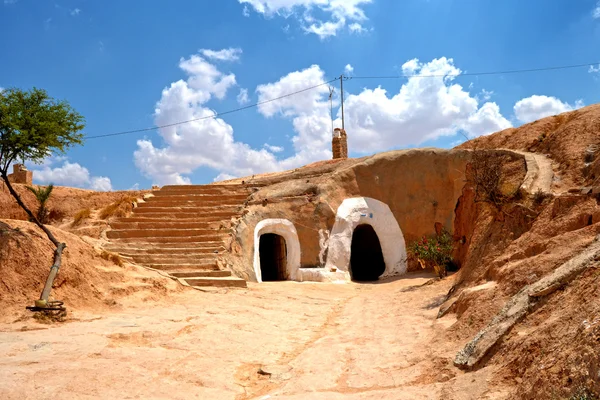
[84,61,599,140]
[350,61,600,80]
[86,78,338,140]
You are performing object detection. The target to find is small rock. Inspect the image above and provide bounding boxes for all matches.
[258,365,293,381]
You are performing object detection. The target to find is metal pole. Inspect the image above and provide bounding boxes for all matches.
[340,74,345,130]
[329,86,334,134]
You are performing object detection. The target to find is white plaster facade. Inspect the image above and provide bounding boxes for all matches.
[324,197,407,280]
[253,219,301,283]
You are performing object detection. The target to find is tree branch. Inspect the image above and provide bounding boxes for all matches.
[0,172,61,248]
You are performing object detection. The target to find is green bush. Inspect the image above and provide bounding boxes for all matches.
[409,229,454,278]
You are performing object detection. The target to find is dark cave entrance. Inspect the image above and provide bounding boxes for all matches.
[350,224,386,282]
[259,233,288,281]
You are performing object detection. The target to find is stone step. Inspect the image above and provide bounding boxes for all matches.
[107,236,228,244]
[185,276,247,288]
[130,255,218,264]
[110,221,226,230]
[170,270,231,278]
[132,205,241,214]
[106,229,229,239]
[115,215,237,223]
[161,183,261,190]
[148,193,249,201]
[146,262,220,271]
[138,200,246,208]
[158,187,255,196]
[103,242,225,253]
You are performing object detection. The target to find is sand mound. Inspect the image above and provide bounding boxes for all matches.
[0,182,149,223]
[0,219,180,322]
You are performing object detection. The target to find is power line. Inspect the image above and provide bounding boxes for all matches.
[350,61,600,80]
[86,78,339,140]
[85,61,599,140]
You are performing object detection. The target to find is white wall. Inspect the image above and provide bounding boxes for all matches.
[324,197,407,279]
[253,219,301,283]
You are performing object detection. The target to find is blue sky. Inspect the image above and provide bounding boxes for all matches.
[1,0,600,190]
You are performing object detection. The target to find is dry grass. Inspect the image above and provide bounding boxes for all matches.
[71,208,91,226]
[99,196,137,220]
[100,250,124,267]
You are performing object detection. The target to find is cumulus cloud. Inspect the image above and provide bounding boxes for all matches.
[239,0,372,38]
[594,2,600,19]
[201,48,242,62]
[70,8,81,16]
[264,144,284,153]
[134,52,523,185]
[344,64,354,75]
[513,95,584,124]
[134,52,284,185]
[348,23,367,33]
[90,176,112,191]
[340,57,512,151]
[134,55,337,185]
[237,88,250,104]
[29,158,113,191]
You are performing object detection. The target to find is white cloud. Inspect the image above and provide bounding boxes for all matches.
[513,95,584,124]
[134,53,517,185]
[134,55,335,185]
[243,5,250,16]
[237,88,250,105]
[264,144,284,153]
[90,177,113,192]
[30,160,112,191]
[3,0,18,4]
[239,0,373,39]
[348,23,366,33]
[200,48,242,62]
[129,183,140,190]
[255,64,333,167]
[214,173,236,182]
[70,8,81,16]
[593,2,600,19]
[462,102,512,138]
[589,64,600,74]
[339,57,512,151]
[344,64,354,75]
[480,89,494,101]
[134,51,284,185]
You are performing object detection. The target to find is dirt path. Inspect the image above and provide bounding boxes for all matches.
[512,150,554,194]
[0,274,509,399]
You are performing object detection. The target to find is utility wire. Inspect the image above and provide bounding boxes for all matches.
[86,78,339,140]
[85,61,599,140]
[350,61,600,80]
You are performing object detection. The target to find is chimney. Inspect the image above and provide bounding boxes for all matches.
[332,128,348,159]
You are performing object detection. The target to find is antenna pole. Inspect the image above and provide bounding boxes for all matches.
[340,74,345,130]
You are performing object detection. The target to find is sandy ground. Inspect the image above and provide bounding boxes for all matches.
[0,274,509,400]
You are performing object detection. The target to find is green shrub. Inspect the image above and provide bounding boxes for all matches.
[409,229,454,278]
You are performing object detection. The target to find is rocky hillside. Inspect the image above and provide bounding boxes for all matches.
[447,105,600,398]
[458,103,600,191]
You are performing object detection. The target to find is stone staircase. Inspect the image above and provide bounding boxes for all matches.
[103,184,261,289]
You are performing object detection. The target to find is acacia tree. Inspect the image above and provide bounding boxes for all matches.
[0,87,84,243]
[0,87,84,305]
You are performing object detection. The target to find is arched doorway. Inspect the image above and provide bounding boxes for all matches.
[349,224,386,281]
[259,233,288,281]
